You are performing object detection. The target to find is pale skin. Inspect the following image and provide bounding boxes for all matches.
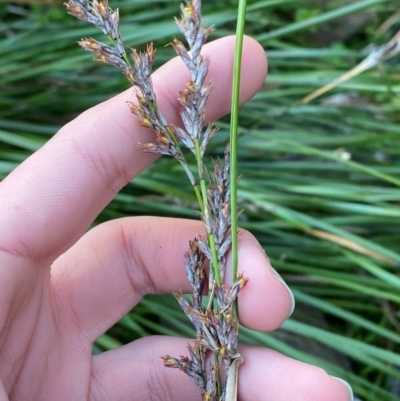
[0,36,352,400]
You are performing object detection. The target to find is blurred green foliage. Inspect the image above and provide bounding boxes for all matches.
[1,0,400,399]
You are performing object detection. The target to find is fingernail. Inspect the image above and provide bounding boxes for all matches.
[270,267,295,317]
[331,377,354,401]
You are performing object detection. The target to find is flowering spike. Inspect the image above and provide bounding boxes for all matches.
[66,0,245,398]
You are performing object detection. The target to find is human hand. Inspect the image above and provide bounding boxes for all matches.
[0,36,353,401]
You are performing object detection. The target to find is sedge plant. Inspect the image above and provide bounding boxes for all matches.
[65,0,248,399]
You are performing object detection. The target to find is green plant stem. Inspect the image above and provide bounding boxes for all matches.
[215,353,222,397]
[193,184,204,213]
[165,125,205,209]
[230,0,247,284]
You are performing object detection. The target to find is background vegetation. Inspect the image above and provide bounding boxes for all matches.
[1,0,400,399]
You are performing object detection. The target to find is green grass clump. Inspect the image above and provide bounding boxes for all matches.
[1,0,400,399]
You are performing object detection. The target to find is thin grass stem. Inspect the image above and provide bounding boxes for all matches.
[230,0,247,285]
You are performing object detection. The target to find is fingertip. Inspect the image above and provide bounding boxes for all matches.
[240,348,353,401]
[235,230,294,332]
[241,34,268,95]
[331,377,354,401]
[204,34,267,109]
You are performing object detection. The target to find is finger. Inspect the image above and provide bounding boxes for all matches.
[0,36,267,261]
[89,336,353,401]
[51,217,294,341]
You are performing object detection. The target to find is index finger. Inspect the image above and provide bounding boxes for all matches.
[0,36,267,262]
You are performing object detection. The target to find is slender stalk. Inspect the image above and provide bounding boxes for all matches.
[193,184,204,213]
[225,5,248,397]
[230,0,247,283]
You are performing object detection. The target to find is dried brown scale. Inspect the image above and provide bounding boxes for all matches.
[184,240,198,288]
[217,235,231,265]
[188,344,204,375]
[203,353,218,400]
[200,123,218,157]
[197,237,212,261]
[185,239,206,309]
[172,124,196,153]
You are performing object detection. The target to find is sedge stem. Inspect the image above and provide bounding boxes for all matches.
[215,353,222,397]
[230,0,247,285]
[193,185,204,213]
